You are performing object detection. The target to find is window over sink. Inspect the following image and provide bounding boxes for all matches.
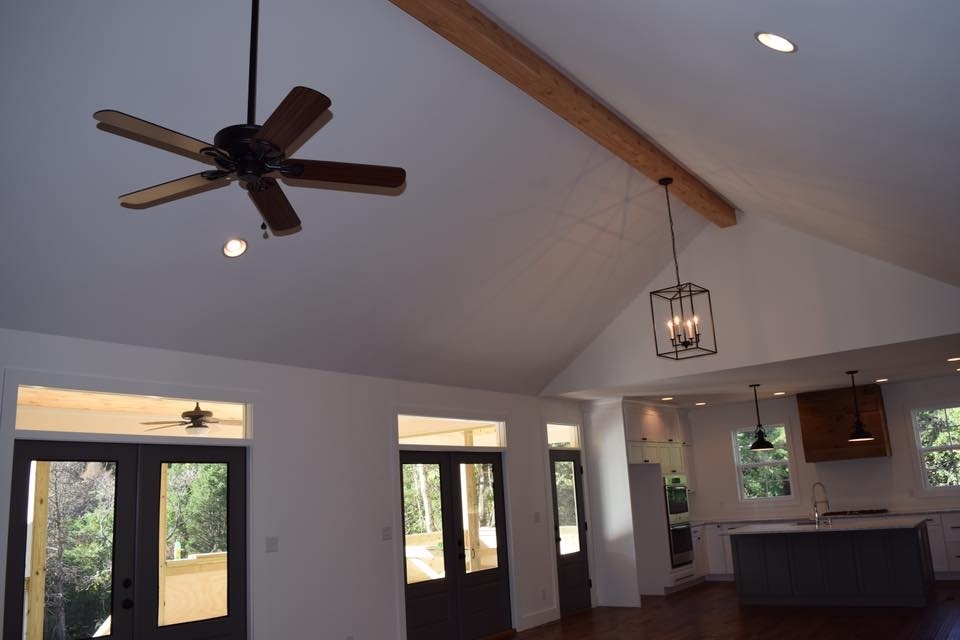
[912,405,960,489]
[732,425,793,500]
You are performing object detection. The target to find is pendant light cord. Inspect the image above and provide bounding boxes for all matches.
[751,384,762,429]
[848,371,861,419]
[247,0,260,125]
[661,178,681,287]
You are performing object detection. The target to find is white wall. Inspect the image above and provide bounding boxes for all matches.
[582,401,640,607]
[0,328,582,637]
[544,213,960,396]
[687,375,960,523]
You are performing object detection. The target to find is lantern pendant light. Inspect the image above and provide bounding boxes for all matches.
[749,384,774,451]
[649,177,718,360]
[845,370,875,442]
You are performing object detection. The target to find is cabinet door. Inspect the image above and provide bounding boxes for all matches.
[704,525,727,574]
[692,526,707,577]
[627,442,662,465]
[941,512,960,541]
[623,403,676,442]
[927,524,948,572]
[661,444,683,474]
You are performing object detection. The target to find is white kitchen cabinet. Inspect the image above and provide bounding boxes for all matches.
[627,442,662,465]
[692,525,708,577]
[623,402,680,443]
[941,512,960,542]
[704,524,728,575]
[947,541,960,572]
[660,444,684,474]
[921,514,948,572]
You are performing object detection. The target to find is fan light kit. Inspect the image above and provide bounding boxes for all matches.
[94,0,405,237]
[223,238,248,258]
[755,32,797,53]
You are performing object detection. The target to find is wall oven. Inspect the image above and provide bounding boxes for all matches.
[664,474,692,567]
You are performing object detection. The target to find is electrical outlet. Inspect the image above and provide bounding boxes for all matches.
[381,526,393,541]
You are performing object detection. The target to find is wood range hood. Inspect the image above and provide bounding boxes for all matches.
[796,384,892,462]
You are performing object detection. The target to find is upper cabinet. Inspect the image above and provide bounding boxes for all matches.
[623,401,690,444]
[796,384,892,462]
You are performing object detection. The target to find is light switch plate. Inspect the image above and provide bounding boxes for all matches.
[265,536,279,553]
[382,526,393,541]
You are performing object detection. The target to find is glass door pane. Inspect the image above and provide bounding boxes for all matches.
[158,462,229,626]
[21,459,118,639]
[402,463,446,584]
[459,462,499,573]
[553,460,581,555]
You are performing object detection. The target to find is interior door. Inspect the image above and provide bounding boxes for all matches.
[4,440,247,640]
[400,451,511,640]
[549,449,591,614]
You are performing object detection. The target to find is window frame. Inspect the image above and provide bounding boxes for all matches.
[731,423,795,503]
[546,422,581,450]
[910,403,960,493]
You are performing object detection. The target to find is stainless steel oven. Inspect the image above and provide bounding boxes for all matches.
[664,474,690,525]
[668,523,694,567]
[664,474,692,567]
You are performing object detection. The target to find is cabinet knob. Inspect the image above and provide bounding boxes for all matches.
[641,437,647,441]
[644,459,650,463]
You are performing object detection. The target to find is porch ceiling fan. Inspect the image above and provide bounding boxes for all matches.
[140,402,242,432]
[94,0,406,237]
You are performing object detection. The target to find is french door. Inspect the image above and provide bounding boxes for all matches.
[549,449,591,614]
[400,451,511,640]
[3,440,247,640]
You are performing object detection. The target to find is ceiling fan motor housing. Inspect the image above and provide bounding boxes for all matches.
[212,124,280,185]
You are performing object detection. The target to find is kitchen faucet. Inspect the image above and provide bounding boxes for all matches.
[812,482,831,527]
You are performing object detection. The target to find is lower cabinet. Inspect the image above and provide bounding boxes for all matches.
[692,525,708,577]
[730,527,935,606]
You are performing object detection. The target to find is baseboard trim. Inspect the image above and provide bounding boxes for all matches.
[482,630,517,640]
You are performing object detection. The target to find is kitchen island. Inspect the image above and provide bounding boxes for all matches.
[728,517,934,607]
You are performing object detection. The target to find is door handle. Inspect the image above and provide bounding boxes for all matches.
[121,598,134,610]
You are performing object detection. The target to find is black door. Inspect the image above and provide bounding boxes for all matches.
[400,451,511,640]
[549,449,591,614]
[3,440,247,640]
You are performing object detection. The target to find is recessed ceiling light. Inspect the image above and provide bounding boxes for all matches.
[875,378,889,383]
[948,357,960,362]
[755,32,797,53]
[222,238,247,258]
[695,402,707,406]
[773,391,786,396]
[661,397,674,401]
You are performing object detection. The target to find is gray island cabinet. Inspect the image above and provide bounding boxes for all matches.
[728,517,934,607]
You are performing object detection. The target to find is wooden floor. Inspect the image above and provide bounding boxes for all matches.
[514,582,960,640]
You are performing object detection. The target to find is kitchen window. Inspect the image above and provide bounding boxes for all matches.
[732,425,792,500]
[912,405,960,489]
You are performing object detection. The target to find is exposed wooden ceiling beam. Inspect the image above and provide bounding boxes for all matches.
[389,0,737,227]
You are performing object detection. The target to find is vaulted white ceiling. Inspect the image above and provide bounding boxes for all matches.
[0,1,955,395]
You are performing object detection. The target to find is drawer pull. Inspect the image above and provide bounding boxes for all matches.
[951,526,960,529]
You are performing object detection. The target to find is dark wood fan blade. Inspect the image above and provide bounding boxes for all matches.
[144,423,190,431]
[140,421,189,426]
[247,179,302,236]
[94,110,217,165]
[286,160,406,189]
[120,173,231,209]
[257,87,331,154]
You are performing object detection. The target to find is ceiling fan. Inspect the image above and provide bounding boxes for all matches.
[140,402,243,432]
[93,0,406,237]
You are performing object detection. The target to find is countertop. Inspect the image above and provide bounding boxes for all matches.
[723,516,928,535]
[692,505,960,528]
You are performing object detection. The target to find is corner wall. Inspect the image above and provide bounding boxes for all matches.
[0,329,581,638]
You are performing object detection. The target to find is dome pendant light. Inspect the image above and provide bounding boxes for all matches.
[649,177,718,360]
[749,384,774,451]
[845,370,875,442]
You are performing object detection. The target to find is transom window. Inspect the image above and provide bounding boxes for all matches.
[732,425,792,500]
[397,415,505,447]
[912,406,960,488]
[546,423,580,449]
